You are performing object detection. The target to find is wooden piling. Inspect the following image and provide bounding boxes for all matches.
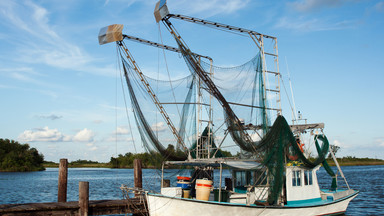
[58,158,68,202]
[0,158,149,216]
[134,159,142,197]
[79,181,89,216]
[134,159,142,189]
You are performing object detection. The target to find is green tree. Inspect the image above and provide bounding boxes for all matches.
[0,139,45,172]
[329,145,341,159]
[220,150,233,157]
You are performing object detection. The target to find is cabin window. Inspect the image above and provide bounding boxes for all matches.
[252,170,267,185]
[234,171,247,186]
[304,170,313,185]
[234,170,264,186]
[292,170,301,186]
[234,170,267,188]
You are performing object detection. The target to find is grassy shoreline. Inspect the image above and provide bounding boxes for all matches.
[43,159,384,169]
[43,163,111,168]
[325,159,384,166]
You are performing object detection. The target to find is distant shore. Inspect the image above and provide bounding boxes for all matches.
[43,158,384,169]
[43,163,157,169]
[43,162,111,168]
[325,159,384,166]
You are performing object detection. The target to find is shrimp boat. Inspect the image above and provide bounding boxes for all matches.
[98,1,358,215]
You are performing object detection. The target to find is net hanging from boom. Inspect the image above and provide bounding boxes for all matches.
[200,53,272,156]
[120,53,227,161]
[120,43,333,205]
[175,44,333,205]
[121,57,193,161]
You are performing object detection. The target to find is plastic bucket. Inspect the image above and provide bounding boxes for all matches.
[183,189,190,198]
[195,179,213,201]
[177,176,191,182]
[177,181,191,189]
[213,189,229,202]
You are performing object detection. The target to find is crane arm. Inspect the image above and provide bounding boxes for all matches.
[98,24,190,154]
[123,34,212,61]
[167,14,276,40]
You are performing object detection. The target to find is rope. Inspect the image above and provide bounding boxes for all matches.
[158,24,182,121]
[118,48,137,153]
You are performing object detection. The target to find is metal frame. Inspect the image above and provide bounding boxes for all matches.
[118,40,189,153]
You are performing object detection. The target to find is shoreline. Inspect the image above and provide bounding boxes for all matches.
[41,161,384,169]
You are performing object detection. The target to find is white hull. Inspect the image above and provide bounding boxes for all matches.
[146,192,358,216]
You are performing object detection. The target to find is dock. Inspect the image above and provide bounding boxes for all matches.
[0,198,147,216]
[0,158,148,216]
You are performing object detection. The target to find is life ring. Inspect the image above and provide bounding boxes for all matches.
[288,154,298,161]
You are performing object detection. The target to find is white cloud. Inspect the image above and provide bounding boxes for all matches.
[1,1,58,45]
[375,2,384,12]
[18,127,94,142]
[151,122,167,132]
[115,126,130,135]
[333,140,341,146]
[104,126,132,143]
[275,16,356,32]
[0,67,52,87]
[105,136,133,142]
[62,135,72,142]
[85,142,98,151]
[288,0,356,12]
[0,0,114,77]
[103,0,138,7]
[73,128,95,142]
[169,0,250,17]
[18,126,65,142]
[90,146,98,151]
[374,137,384,147]
[332,139,349,148]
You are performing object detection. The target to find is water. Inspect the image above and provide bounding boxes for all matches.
[0,166,383,215]
[317,165,384,215]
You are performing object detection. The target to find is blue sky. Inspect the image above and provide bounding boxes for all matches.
[1,0,384,162]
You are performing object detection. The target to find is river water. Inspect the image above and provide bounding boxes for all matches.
[0,165,383,215]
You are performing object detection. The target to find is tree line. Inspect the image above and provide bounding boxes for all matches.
[0,139,45,172]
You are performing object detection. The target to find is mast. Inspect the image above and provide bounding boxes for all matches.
[195,57,214,159]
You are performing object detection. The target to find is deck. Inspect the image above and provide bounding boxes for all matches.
[0,198,148,216]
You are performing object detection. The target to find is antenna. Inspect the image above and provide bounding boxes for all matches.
[285,56,298,123]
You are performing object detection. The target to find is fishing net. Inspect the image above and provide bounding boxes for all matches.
[121,54,225,162]
[155,39,332,204]
[119,37,333,204]
[199,53,273,156]
[253,116,331,204]
[121,57,193,162]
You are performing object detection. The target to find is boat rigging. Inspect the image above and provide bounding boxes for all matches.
[98,1,359,214]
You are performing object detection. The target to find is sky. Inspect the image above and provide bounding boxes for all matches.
[1,0,384,162]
